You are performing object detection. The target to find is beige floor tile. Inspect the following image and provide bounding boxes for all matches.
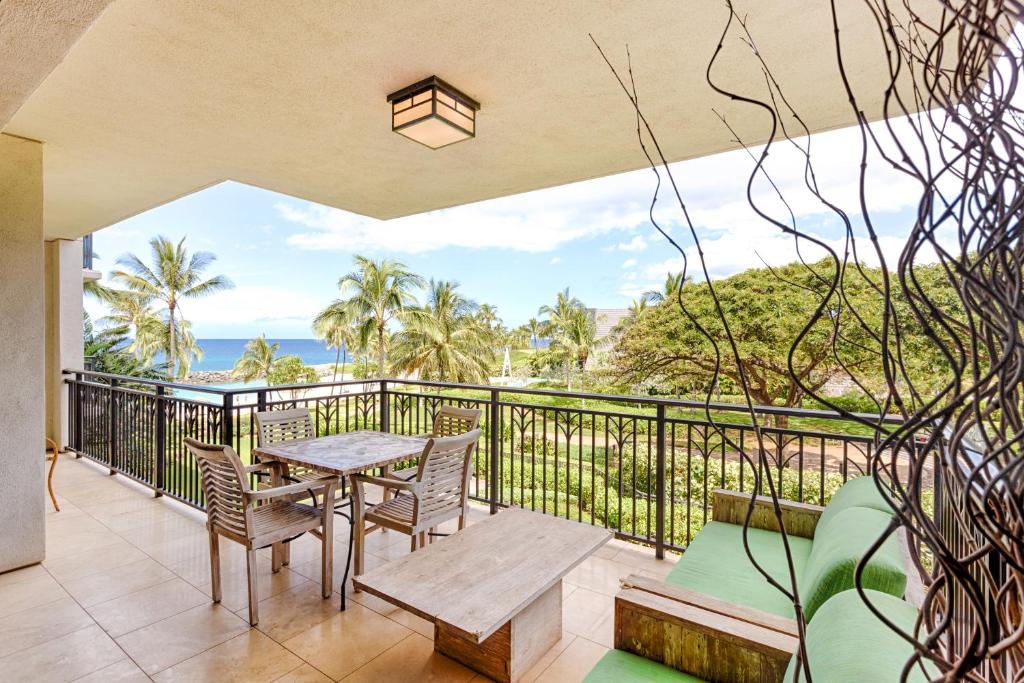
[101,502,204,533]
[46,514,110,539]
[0,574,69,618]
[386,608,435,639]
[565,556,632,596]
[520,633,577,683]
[42,538,149,582]
[74,658,151,682]
[245,582,341,643]
[342,632,476,683]
[366,539,413,562]
[133,529,211,566]
[534,635,608,683]
[166,542,259,585]
[272,663,333,682]
[610,545,678,577]
[282,602,410,680]
[87,577,210,637]
[115,603,250,675]
[192,564,311,614]
[153,629,302,683]
[0,562,50,588]
[0,596,94,658]
[62,557,175,607]
[0,624,126,682]
[46,529,122,561]
[562,587,614,642]
[115,517,207,547]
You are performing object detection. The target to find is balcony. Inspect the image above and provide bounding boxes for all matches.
[11,442,674,681]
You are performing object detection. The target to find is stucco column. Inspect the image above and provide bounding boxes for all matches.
[45,239,84,449]
[0,133,46,572]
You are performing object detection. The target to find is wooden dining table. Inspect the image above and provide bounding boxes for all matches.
[253,430,429,610]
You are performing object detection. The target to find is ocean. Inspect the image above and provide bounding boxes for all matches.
[191,339,348,372]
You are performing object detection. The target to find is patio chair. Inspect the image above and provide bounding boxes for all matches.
[388,405,481,485]
[254,408,323,490]
[184,437,337,626]
[351,429,480,576]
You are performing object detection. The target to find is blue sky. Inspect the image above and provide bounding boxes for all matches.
[87,121,934,339]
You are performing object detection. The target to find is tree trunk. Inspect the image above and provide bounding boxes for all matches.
[168,304,176,378]
[332,345,341,382]
[377,326,386,377]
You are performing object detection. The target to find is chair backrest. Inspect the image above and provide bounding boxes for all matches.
[255,408,314,447]
[430,405,481,438]
[184,437,253,540]
[412,429,481,526]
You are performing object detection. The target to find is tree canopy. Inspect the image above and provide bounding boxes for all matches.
[611,259,961,410]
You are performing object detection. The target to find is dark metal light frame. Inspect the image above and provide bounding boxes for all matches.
[386,76,480,149]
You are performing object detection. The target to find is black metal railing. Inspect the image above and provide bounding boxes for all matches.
[65,370,915,556]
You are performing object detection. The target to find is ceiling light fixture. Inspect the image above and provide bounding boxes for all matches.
[387,76,480,149]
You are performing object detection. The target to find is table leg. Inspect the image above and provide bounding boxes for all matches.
[434,581,562,683]
[270,462,284,573]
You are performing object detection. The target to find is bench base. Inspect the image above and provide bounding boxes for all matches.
[435,580,562,683]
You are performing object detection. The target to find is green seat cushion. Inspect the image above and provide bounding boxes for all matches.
[584,650,706,683]
[666,521,813,617]
[818,475,893,531]
[800,506,906,619]
[785,589,934,682]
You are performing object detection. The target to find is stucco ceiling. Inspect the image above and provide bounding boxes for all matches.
[3,1,942,239]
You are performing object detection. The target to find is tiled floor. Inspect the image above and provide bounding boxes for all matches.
[2,454,678,682]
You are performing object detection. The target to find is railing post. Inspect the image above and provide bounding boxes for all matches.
[489,388,501,514]
[108,378,118,475]
[222,392,234,447]
[72,372,83,456]
[655,403,666,560]
[379,380,389,433]
[154,386,165,497]
[257,390,267,413]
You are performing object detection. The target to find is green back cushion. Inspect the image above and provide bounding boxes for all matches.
[818,475,893,531]
[665,521,813,618]
[584,650,707,683]
[800,507,906,619]
[785,589,933,682]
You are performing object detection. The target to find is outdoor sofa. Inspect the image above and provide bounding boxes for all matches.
[586,476,923,682]
[585,588,930,682]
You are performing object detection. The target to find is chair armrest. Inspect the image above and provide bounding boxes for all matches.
[620,574,798,637]
[246,476,337,502]
[712,488,823,538]
[615,587,796,682]
[244,462,281,475]
[350,473,419,493]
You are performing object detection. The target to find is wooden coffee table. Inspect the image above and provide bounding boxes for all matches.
[353,508,611,682]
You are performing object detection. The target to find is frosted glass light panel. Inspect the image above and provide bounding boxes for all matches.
[387,76,480,149]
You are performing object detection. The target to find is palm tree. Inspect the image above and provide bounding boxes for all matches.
[313,301,358,382]
[526,317,543,349]
[111,236,232,378]
[337,256,424,375]
[549,307,597,391]
[643,272,685,304]
[390,280,494,383]
[231,334,279,383]
[539,288,588,388]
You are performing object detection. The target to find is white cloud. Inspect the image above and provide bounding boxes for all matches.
[549,256,564,265]
[621,257,638,269]
[616,235,648,252]
[177,286,323,332]
[618,281,659,299]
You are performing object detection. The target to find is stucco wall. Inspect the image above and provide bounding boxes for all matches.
[45,238,84,448]
[0,133,45,572]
